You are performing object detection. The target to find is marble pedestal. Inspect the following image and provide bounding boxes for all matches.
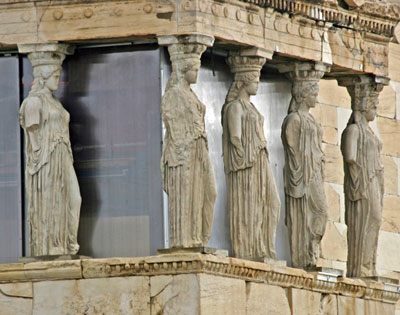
[19,255,91,263]
[157,247,229,257]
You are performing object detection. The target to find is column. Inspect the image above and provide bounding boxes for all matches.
[222,48,281,261]
[157,35,217,249]
[337,75,389,278]
[278,62,330,269]
[18,43,81,257]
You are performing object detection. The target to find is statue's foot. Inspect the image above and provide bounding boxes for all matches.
[68,243,80,255]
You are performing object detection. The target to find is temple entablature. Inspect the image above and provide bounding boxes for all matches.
[0,0,398,77]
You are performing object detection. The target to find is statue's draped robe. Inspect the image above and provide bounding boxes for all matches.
[222,99,280,259]
[342,123,384,277]
[161,86,216,247]
[20,90,80,256]
[281,111,328,268]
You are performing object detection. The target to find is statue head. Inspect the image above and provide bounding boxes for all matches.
[225,55,265,103]
[364,90,379,122]
[278,62,327,114]
[167,43,205,88]
[28,51,64,93]
[289,80,319,112]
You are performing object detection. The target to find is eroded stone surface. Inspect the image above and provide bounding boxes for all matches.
[337,296,365,315]
[365,300,395,315]
[151,274,199,315]
[323,125,338,145]
[288,288,321,315]
[378,84,396,119]
[0,288,32,315]
[324,143,344,185]
[377,230,400,273]
[318,80,351,109]
[0,282,32,298]
[320,294,338,315]
[325,183,340,222]
[199,274,246,315]
[377,116,400,157]
[32,276,150,315]
[150,274,245,315]
[382,195,400,234]
[320,220,347,262]
[246,282,290,315]
[382,154,398,195]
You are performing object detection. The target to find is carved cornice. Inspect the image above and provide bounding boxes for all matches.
[239,0,398,38]
[0,254,397,304]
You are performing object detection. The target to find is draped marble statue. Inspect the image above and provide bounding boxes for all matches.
[338,75,386,278]
[160,38,217,248]
[222,55,281,260]
[19,45,81,256]
[279,62,329,269]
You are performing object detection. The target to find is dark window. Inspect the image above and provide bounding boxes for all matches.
[0,56,23,263]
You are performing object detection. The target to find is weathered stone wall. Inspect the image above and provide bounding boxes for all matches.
[0,255,397,314]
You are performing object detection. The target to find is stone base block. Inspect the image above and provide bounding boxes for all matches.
[246,282,291,315]
[19,255,91,263]
[246,257,287,266]
[33,276,150,315]
[150,274,245,315]
[289,288,321,315]
[306,266,344,277]
[157,247,229,257]
[361,276,400,285]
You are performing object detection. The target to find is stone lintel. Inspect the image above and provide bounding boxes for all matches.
[157,34,215,48]
[18,43,75,55]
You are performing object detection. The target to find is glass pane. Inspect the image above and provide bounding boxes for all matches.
[0,56,22,263]
[22,46,164,257]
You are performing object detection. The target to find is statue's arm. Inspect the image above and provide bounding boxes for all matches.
[341,125,359,165]
[226,101,243,151]
[284,115,301,157]
[24,97,41,152]
[283,115,305,196]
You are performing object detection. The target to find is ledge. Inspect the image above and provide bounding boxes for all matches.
[0,253,398,304]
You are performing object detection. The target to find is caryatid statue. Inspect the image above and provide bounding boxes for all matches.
[222,53,281,260]
[158,35,217,248]
[19,44,81,256]
[338,75,387,278]
[279,62,329,269]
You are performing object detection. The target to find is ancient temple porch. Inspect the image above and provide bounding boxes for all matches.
[1,0,400,314]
